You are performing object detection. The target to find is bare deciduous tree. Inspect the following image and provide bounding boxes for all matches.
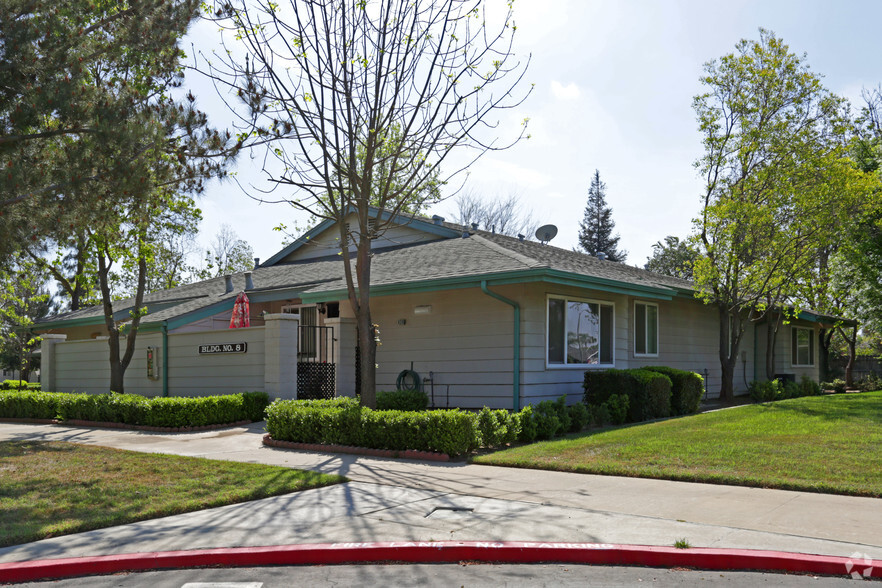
[453,190,539,239]
[203,224,255,277]
[203,0,530,406]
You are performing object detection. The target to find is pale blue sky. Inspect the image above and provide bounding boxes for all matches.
[186,0,882,267]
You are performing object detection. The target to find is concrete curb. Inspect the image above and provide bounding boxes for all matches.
[1,541,879,583]
[262,434,451,462]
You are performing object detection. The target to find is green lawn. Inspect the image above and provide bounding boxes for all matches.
[0,441,346,547]
[473,391,882,497]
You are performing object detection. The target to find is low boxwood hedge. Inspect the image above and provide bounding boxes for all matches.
[643,366,704,415]
[376,389,429,411]
[0,390,270,427]
[265,398,479,456]
[583,368,672,422]
[1,380,41,391]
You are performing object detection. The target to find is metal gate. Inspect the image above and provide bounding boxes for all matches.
[297,325,336,400]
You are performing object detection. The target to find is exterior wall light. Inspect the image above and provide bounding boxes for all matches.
[414,305,432,315]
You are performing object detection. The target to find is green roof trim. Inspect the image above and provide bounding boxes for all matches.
[796,309,857,326]
[33,315,108,331]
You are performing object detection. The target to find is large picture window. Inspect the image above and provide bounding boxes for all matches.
[791,326,814,367]
[635,302,659,356]
[547,296,614,367]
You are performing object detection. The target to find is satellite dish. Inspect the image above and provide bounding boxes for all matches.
[535,224,558,245]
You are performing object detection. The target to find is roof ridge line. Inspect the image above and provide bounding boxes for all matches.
[468,234,547,269]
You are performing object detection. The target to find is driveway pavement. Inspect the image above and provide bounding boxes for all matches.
[0,421,879,565]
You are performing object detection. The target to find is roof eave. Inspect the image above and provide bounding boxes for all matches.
[300,268,678,303]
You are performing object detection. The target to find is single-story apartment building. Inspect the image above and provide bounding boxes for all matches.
[34,208,838,409]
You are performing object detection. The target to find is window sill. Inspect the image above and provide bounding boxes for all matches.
[546,363,614,370]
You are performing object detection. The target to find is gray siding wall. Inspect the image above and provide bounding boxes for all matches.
[53,333,164,396]
[371,286,523,409]
[52,327,266,397]
[166,327,265,396]
[369,282,753,410]
[755,320,820,383]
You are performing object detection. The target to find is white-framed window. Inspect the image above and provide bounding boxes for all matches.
[634,301,659,356]
[791,326,814,367]
[547,295,614,368]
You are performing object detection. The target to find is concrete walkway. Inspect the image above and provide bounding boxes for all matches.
[0,421,880,565]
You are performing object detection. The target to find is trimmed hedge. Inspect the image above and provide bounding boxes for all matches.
[265,398,479,456]
[751,375,822,403]
[583,368,672,422]
[0,390,60,419]
[477,407,520,448]
[0,390,270,427]
[1,380,40,391]
[643,366,703,415]
[376,389,429,411]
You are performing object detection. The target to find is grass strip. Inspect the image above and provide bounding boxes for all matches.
[0,441,346,547]
[473,391,882,497]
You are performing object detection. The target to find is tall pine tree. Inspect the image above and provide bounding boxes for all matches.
[578,170,627,261]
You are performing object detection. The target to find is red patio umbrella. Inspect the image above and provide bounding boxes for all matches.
[229,291,250,328]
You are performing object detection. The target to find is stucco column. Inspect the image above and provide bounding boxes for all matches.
[39,334,67,392]
[325,317,356,398]
[263,313,299,400]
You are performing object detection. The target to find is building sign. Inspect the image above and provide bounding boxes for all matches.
[198,342,248,354]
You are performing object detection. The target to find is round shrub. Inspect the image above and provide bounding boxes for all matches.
[568,402,590,432]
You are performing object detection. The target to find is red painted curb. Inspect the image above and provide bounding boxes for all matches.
[0,542,879,583]
[262,434,450,462]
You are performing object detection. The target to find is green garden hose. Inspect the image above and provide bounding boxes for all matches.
[396,369,421,392]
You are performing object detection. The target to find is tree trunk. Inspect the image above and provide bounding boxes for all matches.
[97,236,148,395]
[818,328,835,382]
[765,312,782,381]
[718,304,738,400]
[840,324,857,388]
[354,233,377,408]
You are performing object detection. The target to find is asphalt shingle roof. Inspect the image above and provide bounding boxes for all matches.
[37,217,697,328]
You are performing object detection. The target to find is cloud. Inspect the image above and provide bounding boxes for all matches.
[550,80,581,101]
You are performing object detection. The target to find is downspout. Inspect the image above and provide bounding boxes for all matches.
[161,322,169,397]
[480,280,520,411]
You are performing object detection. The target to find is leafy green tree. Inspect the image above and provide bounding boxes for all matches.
[578,170,626,261]
[644,236,697,280]
[207,0,529,407]
[828,86,882,382]
[0,0,231,260]
[24,231,99,312]
[692,29,867,398]
[3,1,234,392]
[110,195,204,298]
[0,255,56,382]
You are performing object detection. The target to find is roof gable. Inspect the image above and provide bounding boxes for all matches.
[262,206,462,266]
